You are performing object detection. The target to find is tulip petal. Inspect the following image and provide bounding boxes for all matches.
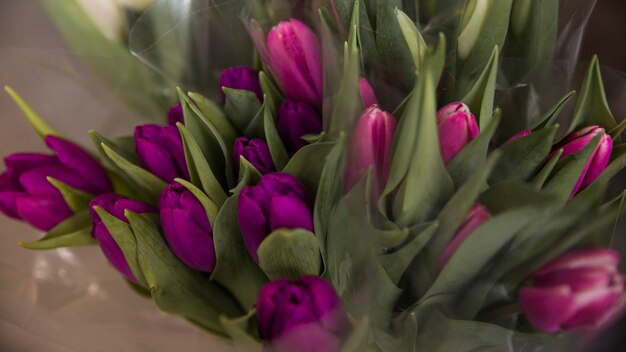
[535,248,620,277]
[358,77,378,108]
[19,165,90,195]
[238,187,271,262]
[519,285,576,333]
[438,204,491,270]
[270,323,342,352]
[302,276,350,334]
[161,208,216,272]
[268,195,314,233]
[136,138,181,183]
[563,286,620,330]
[534,267,611,292]
[93,221,137,282]
[0,191,23,219]
[579,133,612,190]
[15,194,73,231]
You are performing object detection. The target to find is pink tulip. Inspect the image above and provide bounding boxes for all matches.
[437,102,479,164]
[503,129,531,146]
[519,248,626,333]
[267,19,322,107]
[358,77,378,108]
[438,203,491,270]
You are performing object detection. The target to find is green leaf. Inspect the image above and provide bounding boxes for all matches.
[18,211,95,250]
[223,87,262,133]
[340,316,370,352]
[211,195,268,310]
[127,212,242,335]
[258,71,283,111]
[446,112,500,186]
[376,0,416,90]
[380,221,438,284]
[174,178,220,225]
[5,86,60,138]
[263,102,290,170]
[388,37,453,227]
[219,309,261,345]
[532,149,562,189]
[94,207,148,286]
[101,143,166,203]
[489,124,558,183]
[460,46,499,128]
[188,91,238,147]
[567,56,618,133]
[257,228,322,280]
[177,123,227,206]
[283,142,335,195]
[233,157,263,194]
[580,151,626,195]
[532,91,575,131]
[46,177,93,212]
[395,8,427,72]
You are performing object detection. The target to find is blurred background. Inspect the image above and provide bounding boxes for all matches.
[0,1,625,351]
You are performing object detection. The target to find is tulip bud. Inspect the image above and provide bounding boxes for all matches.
[218,66,263,103]
[0,136,112,231]
[256,276,351,352]
[233,137,275,175]
[457,0,490,59]
[167,103,184,126]
[160,182,216,272]
[438,204,491,270]
[276,100,323,153]
[345,105,397,196]
[437,102,479,164]
[90,193,156,282]
[551,126,613,195]
[135,124,189,183]
[358,77,378,108]
[238,172,313,262]
[267,19,322,107]
[519,248,626,333]
[503,129,531,146]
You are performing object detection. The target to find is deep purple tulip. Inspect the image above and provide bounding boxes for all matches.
[438,204,491,270]
[233,137,275,175]
[219,66,263,103]
[358,77,378,108]
[519,248,626,333]
[90,193,156,282]
[267,19,322,107]
[345,105,397,196]
[167,103,184,126]
[437,102,479,164]
[238,172,313,262]
[503,129,531,146]
[135,124,189,183]
[0,136,111,231]
[551,125,613,195]
[160,182,216,272]
[276,100,323,153]
[256,276,351,352]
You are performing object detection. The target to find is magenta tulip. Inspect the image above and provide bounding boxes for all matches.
[219,66,263,102]
[437,102,479,164]
[358,77,378,108]
[438,204,491,270]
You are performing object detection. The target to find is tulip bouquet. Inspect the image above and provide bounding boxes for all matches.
[2,0,626,351]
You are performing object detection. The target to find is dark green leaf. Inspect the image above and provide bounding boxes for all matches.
[532,91,575,131]
[283,142,334,195]
[224,87,262,133]
[47,177,93,212]
[18,211,95,250]
[263,102,290,170]
[5,86,60,138]
[460,46,499,128]
[257,228,322,280]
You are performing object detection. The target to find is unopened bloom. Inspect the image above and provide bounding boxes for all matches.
[438,204,491,270]
[233,137,275,175]
[160,182,216,272]
[437,102,479,164]
[276,100,322,153]
[90,193,156,282]
[238,172,313,262]
[0,136,111,231]
[345,105,397,196]
[219,66,263,102]
[519,248,626,333]
[358,77,378,108]
[551,125,613,195]
[135,124,189,183]
[167,103,184,126]
[267,19,322,107]
[256,276,351,352]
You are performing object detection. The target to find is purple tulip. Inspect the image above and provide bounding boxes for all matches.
[238,172,313,262]
[219,66,263,103]
[551,126,613,195]
[267,19,322,107]
[167,103,184,126]
[90,193,156,282]
[358,77,378,108]
[160,182,216,272]
[437,102,479,164]
[276,100,323,153]
[503,129,531,146]
[345,105,397,196]
[438,204,491,270]
[0,136,111,231]
[135,124,189,183]
[256,276,351,352]
[519,248,626,333]
[233,137,275,175]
